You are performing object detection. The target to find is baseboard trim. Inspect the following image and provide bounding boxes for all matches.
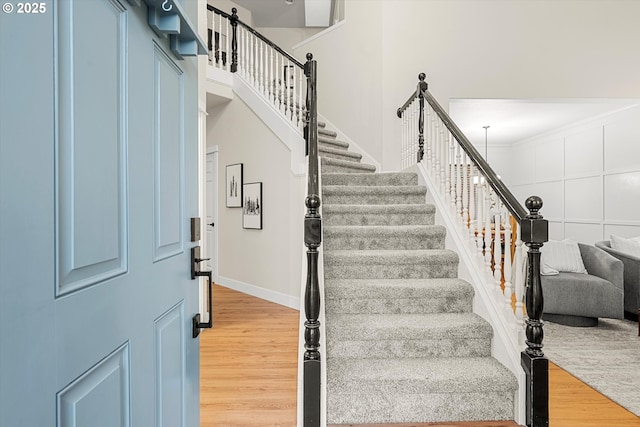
[214,274,301,310]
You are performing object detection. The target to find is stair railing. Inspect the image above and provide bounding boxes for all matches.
[207,6,307,132]
[302,54,321,427]
[397,73,549,427]
[208,5,322,426]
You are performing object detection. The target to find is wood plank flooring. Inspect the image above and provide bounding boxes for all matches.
[200,284,640,427]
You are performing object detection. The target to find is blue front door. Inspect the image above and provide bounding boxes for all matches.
[0,1,201,425]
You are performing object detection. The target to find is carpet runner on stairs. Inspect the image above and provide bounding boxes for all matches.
[318,122,518,424]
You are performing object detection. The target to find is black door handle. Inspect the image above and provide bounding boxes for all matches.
[208,222,215,227]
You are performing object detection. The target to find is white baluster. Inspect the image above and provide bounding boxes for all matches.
[484,185,493,283]
[441,131,448,196]
[225,16,230,71]
[298,67,304,129]
[403,109,406,168]
[291,65,297,122]
[493,207,503,295]
[449,143,456,211]
[462,152,469,230]
[468,164,476,244]
[503,212,514,316]
[456,146,463,216]
[269,47,275,104]
[514,222,526,345]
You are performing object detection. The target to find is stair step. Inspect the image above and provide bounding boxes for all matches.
[324,249,458,279]
[326,312,492,359]
[323,185,426,205]
[319,136,349,151]
[324,278,473,314]
[319,128,337,138]
[323,172,417,187]
[326,357,517,424]
[321,157,376,174]
[324,225,445,250]
[318,121,326,128]
[323,204,435,226]
[319,146,362,162]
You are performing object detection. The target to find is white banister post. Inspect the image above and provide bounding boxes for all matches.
[493,207,503,296]
[449,143,456,211]
[483,185,493,283]
[503,211,514,317]
[462,152,469,230]
[225,16,230,71]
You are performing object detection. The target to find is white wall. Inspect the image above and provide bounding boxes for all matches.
[286,0,640,171]
[508,105,640,244]
[207,95,305,307]
[293,0,385,167]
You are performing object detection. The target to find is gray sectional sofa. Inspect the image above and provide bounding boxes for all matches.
[595,240,640,317]
[541,243,624,327]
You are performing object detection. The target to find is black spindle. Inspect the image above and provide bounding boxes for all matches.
[230,8,238,73]
[520,195,549,427]
[303,53,321,427]
[417,73,428,162]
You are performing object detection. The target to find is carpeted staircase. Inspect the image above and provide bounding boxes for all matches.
[318,122,518,424]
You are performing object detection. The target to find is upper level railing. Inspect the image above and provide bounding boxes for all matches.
[206,6,322,426]
[207,6,308,132]
[397,73,549,427]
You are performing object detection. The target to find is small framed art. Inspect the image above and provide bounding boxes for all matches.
[242,182,262,230]
[226,163,243,207]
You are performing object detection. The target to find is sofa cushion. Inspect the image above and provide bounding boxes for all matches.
[540,239,587,275]
[541,272,623,320]
[610,235,640,258]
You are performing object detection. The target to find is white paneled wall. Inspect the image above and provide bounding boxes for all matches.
[509,105,640,244]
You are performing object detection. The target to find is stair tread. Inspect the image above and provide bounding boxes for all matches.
[325,277,472,297]
[323,203,435,213]
[319,147,363,162]
[322,172,418,186]
[323,185,426,193]
[321,157,376,171]
[324,224,444,232]
[326,312,492,339]
[327,356,518,393]
[325,249,457,260]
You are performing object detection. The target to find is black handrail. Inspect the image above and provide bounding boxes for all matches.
[207,5,304,70]
[397,73,549,427]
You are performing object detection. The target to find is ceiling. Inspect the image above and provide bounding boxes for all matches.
[449,99,640,149]
[233,0,331,28]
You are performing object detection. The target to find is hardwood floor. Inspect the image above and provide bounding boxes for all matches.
[200,284,640,427]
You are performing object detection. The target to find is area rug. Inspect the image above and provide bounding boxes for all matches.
[543,318,640,416]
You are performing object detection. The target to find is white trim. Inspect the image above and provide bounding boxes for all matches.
[292,20,346,51]
[214,274,301,310]
[233,73,307,176]
[206,144,219,155]
[206,65,233,87]
[415,161,526,425]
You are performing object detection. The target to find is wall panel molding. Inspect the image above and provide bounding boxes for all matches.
[154,301,186,427]
[153,43,185,262]
[55,0,128,297]
[57,342,131,427]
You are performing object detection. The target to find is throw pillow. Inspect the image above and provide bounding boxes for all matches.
[610,235,640,257]
[540,239,588,275]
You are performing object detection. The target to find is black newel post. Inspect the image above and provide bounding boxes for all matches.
[417,73,428,162]
[520,196,549,427]
[303,53,321,427]
[230,8,238,73]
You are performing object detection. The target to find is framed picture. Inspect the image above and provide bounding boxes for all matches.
[242,182,262,230]
[226,163,243,207]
